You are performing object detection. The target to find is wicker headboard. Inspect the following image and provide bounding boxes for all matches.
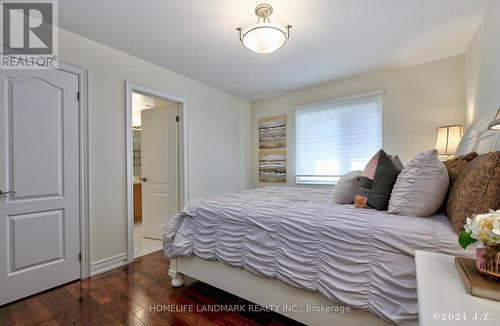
[456,114,500,156]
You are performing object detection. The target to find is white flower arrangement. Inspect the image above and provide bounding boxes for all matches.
[459,209,500,249]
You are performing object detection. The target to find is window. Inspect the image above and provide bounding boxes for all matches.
[295,92,383,185]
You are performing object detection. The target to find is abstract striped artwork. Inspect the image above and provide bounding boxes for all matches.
[258,115,287,182]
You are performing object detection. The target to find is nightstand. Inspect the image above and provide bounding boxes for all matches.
[415,250,500,325]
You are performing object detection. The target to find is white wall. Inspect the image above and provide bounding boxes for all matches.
[58,29,251,263]
[465,0,500,126]
[252,56,465,187]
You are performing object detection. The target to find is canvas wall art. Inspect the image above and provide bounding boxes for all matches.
[258,115,286,182]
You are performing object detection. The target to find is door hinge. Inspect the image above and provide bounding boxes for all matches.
[77,92,80,101]
[78,253,82,262]
[176,116,180,122]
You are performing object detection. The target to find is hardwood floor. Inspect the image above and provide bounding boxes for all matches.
[0,251,303,325]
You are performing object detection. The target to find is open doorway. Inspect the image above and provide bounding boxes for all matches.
[126,82,189,262]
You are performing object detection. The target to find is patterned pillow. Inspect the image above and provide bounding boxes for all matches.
[332,170,362,204]
[447,151,500,233]
[439,152,478,212]
[356,149,403,210]
[443,152,479,184]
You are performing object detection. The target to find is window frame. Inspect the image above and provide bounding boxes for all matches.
[294,90,384,185]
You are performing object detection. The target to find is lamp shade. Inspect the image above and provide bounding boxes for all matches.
[487,108,500,130]
[435,125,463,156]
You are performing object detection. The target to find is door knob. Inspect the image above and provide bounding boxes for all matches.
[141,177,148,182]
[0,190,15,196]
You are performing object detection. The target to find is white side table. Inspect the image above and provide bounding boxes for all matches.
[415,250,500,326]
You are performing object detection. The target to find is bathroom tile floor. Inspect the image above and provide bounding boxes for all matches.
[134,222,163,258]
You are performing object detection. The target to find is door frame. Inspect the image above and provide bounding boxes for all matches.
[125,81,189,263]
[58,62,90,279]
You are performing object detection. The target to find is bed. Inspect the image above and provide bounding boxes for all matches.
[163,115,499,326]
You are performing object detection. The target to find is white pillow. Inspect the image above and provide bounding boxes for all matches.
[388,149,449,217]
[332,170,362,204]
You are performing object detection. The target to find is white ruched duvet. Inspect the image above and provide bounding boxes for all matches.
[163,187,473,326]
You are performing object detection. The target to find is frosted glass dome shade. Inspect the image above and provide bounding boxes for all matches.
[240,22,289,54]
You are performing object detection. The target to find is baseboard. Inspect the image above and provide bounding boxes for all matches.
[90,253,128,276]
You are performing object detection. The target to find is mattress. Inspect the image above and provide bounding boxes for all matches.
[163,186,474,326]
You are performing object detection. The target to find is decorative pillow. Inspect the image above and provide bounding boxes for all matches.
[354,177,372,208]
[439,152,478,212]
[356,149,403,210]
[332,170,362,204]
[447,151,500,233]
[391,155,404,171]
[443,152,478,184]
[388,150,449,217]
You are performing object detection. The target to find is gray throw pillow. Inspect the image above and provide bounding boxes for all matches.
[388,149,449,217]
[356,149,403,210]
[332,170,362,204]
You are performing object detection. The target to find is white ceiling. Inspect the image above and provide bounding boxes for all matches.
[60,0,488,100]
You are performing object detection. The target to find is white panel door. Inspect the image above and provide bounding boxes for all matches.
[0,69,80,305]
[141,105,179,239]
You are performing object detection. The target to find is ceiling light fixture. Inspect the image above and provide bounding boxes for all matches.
[237,4,291,54]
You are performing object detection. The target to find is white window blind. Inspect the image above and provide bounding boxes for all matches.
[295,92,383,185]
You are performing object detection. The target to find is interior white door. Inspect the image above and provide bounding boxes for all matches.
[0,69,81,305]
[141,105,179,239]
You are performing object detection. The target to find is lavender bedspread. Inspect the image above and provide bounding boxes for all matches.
[163,187,473,326]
